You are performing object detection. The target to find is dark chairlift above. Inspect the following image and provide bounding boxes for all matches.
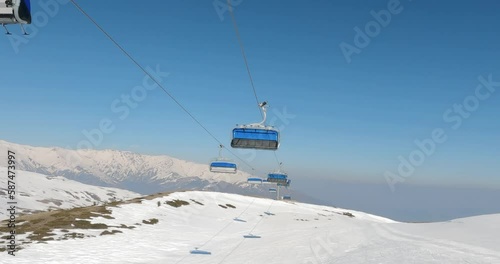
[231,102,280,150]
[1,0,31,35]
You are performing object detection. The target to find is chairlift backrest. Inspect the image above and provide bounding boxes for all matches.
[247,177,263,183]
[209,160,237,173]
[209,145,237,173]
[231,127,279,150]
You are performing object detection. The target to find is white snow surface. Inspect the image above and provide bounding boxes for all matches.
[0,167,140,220]
[1,190,500,264]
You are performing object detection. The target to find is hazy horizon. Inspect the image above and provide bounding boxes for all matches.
[293,177,500,223]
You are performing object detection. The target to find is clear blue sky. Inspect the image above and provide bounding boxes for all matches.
[1,0,499,189]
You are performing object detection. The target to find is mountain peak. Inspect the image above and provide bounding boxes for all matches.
[0,140,274,197]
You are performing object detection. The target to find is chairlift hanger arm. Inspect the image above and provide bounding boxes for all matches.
[247,101,268,127]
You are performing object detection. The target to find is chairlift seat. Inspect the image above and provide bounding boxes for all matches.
[267,173,288,183]
[231,127,279,150]
[247,177,263,183]
[0,0,31,24]
[209,160,237,173]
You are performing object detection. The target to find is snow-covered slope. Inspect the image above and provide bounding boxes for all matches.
[2,191,500,263]
[0,167,140,220]
[0,140,272,196]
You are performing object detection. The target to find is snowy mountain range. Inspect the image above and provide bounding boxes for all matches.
[0,140,305,201]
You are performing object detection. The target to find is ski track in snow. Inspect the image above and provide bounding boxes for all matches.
[374,223,500,261]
